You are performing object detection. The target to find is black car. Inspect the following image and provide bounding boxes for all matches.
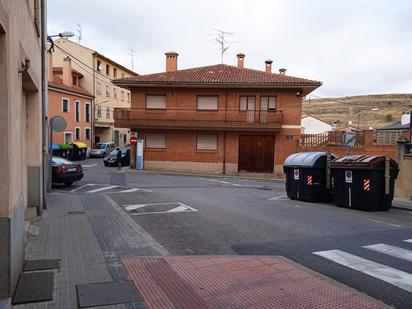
[103,148,130,167]
[52,157,83,185]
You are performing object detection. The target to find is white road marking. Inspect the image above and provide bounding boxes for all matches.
[81,163,98,168]
[368,219,402,228]
[87,185,119,193]
[118,188,153,193]
[364,244,412,262]
[268,195,287,201]
[70,184,97,192]
[404,239,412,244]
[313,249,412,293]
[124,202,197,215]
[201,178,244,187]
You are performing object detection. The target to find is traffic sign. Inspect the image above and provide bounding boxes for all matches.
[130,136,137,145]
[345,170,353,183]
[294,169,299,180]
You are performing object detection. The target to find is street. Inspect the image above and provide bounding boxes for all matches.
[57,158,412,308]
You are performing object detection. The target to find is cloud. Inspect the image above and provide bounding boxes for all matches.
[47,0,412,97]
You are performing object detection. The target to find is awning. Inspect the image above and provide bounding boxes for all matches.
[73,141,88,148]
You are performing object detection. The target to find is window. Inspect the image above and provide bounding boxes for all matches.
[105,85,110,97]
[106,106,110,118]
[146,133,166,149]
[97,60,102,71]
[85,103,91,122]
[72,76,78,86]
[64,132,73,144]
[113,88,117,99]
[260,96,276,110]
[240,96,256,111]
[121,73,125,78]
[127,93,130,102]
[75,100,80,122]
[123,134,127,144]
[96,82,102,95]
[146,95,166,109]
[197,134,217,150]
[197,96,218,110]
[75,127,81,140]
[121,91,125,101]
[97,105,102,117]
[106,64,110,76]
[113,68,117,78]
[62,98,69,112]
[85,128,91,140]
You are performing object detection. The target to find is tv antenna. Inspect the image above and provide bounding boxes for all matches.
[208,28,235,64]
[76,23,82,44]
[128,47,136,70]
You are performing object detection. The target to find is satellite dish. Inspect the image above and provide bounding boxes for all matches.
[98,64,103,71]
[50,116,67,132]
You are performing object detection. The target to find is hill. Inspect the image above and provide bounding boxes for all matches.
[302,94,412,129]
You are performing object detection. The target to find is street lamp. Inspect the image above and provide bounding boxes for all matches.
[47,31,75,53]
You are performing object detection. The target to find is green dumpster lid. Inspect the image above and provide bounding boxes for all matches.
[330,155,399,170]
[284,152,337,168]
[59,144,73,150]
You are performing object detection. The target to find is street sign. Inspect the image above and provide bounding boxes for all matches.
[345,170,353,183]
[130,136,137,145]
[136,139,144,170]
[50,116,67,132]
[293,169,299,180]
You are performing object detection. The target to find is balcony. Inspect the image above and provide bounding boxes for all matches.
[113,108,283,132]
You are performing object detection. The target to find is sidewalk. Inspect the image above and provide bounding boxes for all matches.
[392,198,412,211]
[14,191,387,308]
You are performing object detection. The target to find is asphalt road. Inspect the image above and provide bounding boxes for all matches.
[59,158,412,308]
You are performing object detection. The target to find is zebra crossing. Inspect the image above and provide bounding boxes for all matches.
[314,238,412,293]
[68,183,153,194]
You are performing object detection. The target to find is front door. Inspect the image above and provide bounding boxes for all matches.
[238,136,275,173]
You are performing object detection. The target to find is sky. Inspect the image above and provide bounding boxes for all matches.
[47,0,412,98]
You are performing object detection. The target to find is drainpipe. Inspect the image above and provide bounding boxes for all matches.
[41,0,48,209]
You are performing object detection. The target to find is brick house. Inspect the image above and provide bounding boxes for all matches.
[113,53,321,175]
[48,56,94,148]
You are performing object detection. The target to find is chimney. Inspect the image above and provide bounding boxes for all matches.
[62,57,72,87]
[165,52,178,72]
[47,52,53,83]
[401,111,411,126]
[279,68,286,75]
[237,53,245,69]
[265,59,273,73]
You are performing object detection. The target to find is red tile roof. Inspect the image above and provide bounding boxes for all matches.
[48,76,93,97]
[113,64,322,89]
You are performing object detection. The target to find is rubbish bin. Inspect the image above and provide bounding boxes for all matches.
[58,144,73,160]
[50,144,60,156]
[72,141,88,160]
[283,152,336,202]
[330,155,399,211]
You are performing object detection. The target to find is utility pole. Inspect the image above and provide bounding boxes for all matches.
[128,48,136,70]
[209,28,234,64]
[76,23,82,44]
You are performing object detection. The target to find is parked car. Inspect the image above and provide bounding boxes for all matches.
[89,142,116,158]
[103,148,130,167]
[52,157,83,186]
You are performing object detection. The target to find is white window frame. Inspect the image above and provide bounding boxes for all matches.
[97,105,102,117]
[106,85,110,97]
[75,100,81,122]
[64,131,73,144]
[197,96,218,111]
[62,97,70,113]
[145,133,166,149]
[96,82,102,95]
[75,127,81,141]
[197,134,218,151]
[146,95,166,109]
[85,102,91,123]
[84,127,91,140]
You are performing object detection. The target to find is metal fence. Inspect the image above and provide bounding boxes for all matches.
[300,131,364,148]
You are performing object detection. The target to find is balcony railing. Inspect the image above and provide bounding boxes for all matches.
[113,108,283,131]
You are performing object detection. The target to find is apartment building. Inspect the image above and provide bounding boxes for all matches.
[114,52,322,175]
[48,56,94,147]
[0,0,44,299]
[51,39,138,147]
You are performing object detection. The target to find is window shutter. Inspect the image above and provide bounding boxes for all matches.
[240,97,247,111]
[146,133,166,148]
[197,96,218,110]
[269,97,276,110]
[197,134,217,150]
[146,95,166,109]
[260,96,268,110]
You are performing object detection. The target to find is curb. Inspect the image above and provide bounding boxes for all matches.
[392,205,412,211]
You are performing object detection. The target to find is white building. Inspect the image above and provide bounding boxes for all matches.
[301,116,332,134]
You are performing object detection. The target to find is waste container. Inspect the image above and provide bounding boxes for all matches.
[283,152,336,202]
[72,141,87,160]
[330,155,399,211]
[58,144,73,160]
[50,144,60,156]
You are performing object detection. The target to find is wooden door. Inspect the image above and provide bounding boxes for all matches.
[238,136,275,173]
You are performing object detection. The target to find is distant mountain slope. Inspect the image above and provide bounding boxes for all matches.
[302,94,412,129]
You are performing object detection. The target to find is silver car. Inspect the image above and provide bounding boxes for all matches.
[89,142,116,158]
